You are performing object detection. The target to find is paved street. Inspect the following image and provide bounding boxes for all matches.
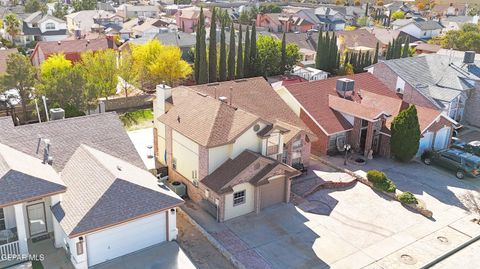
[432,239,480,268]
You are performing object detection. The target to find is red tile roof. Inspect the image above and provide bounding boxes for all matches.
[284,72,442,135]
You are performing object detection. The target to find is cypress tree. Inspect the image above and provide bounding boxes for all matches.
[344,52,350,67]
[194,23,201,83]
[315,30,323,70]
[386,41,392,60]
[227,22,236,80]
[335,52,340,74]
[219,22,227,81]
[280,31,287,74]
[365,2,369,17]
[198,8,208,84]
[243,26,251,77]
[250,24,257,76]
[208,7,217,82]
[324,32,331,71]
[401,37,410,58]
[236,24,243,79]
[391,105,421,162]
[373,42,379,64]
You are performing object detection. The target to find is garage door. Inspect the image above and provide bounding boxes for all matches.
[260,177,286,209]
[86,212,166,267]
[434,127,451,150]
[417,132,433,156]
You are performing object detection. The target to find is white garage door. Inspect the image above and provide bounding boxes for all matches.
[417,132,433,156]
[86,212,167,267]
[433,127,451,150]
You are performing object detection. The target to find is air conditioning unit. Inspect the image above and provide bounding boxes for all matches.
[396,88,404,94]
[192,179,199,187]
[170,181,186,197]
[49,108,65,121]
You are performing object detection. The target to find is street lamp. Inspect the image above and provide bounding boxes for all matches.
[343,144,351,166]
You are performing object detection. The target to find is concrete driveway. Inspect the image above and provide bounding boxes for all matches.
[219,156,480,269]
[91,242,196,269]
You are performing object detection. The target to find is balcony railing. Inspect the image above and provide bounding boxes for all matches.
[0,241,20,262]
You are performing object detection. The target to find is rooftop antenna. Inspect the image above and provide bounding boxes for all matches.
[214,86,217,99]
[229,87,233,105]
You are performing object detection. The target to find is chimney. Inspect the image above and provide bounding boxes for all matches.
[155,82,172,119]
[336,78,355,98]
[463,51,475,65]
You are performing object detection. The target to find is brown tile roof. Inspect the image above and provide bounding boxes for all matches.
[202,150,299,194]
[415,43,441,53]
[0,48,18,74]
[32,37,116,62]
[158,87,260,148]
[51,145,183,237]
[0,143,66,207]
[191,77,314,143]
[273,32,318,51]
[368,28,421,46]
[0,112,145,172]
[336,29,378,51]
[285,73,443,135]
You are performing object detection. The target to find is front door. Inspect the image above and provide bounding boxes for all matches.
[26,202,47,237]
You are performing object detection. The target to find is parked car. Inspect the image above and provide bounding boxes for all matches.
[421,149,480,179]
[451,140,480,157]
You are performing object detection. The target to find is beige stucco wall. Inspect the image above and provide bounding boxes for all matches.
[275,87,302,116]
[223,183,255,221]
[171,130,199,182]
[156,122,167,165]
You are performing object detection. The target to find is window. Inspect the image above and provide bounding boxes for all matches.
[233,190,245,206]
[0,208,5,230]
[292,137,302,149]
[292,157,302,165]
[172,157,177,170]
[191,170,197,179]
[45,22,55,30]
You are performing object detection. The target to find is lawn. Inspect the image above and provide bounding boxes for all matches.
[119,108,154,131]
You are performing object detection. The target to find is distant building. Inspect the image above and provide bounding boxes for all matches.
[116,4,160,20]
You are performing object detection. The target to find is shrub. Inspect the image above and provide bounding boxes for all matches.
[390,105,421,162]
[397,192,418,204]
[367,170,387,183]
[367,170,396,193]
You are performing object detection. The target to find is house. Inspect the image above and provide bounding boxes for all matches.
[0,113,183,269]
[0,48,17,74]
[3,11,67,46]
[65,10,123,35]
[255,13,314,33]
[273,31,318,63]
[431,3,467,17]
[393,19,443,39]
[367,52,480,126]
[296,7,346,31]
[117,4,159,20]
[442,15,479,32]
[175,6,211,33]
[335,28,378,53]
[30,37,116,66]
[276,73,456,158]
[153,77,314,222]
[292,66,328,81]
[121,17,167,39]
[369,28,421,52]
[414,43,441,54]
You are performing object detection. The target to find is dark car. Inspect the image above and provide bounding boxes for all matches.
[452,140,480,157]
[421,149,480,179]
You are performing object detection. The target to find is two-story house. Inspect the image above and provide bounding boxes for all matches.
[4,11,67,46]
[296,7,346,31]
[393,19,443,40]
[116,4,159,20]
[153,78,314,222]
[65,10,123,35]
[367,52,480,127]
[175,6,211,34]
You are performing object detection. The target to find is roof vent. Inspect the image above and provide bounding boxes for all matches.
[57,40,61,45]
[463,51,475,64]
[219,96,228,103]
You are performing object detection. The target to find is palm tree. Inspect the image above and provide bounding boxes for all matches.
[4,14,21,46]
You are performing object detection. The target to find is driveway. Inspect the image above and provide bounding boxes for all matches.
[91,242,196,269]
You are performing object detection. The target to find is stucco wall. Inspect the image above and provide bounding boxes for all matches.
[223,183,255,221]
[171,130,199,182]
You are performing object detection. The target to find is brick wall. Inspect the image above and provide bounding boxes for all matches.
[299,109,329,155]
[284,132,311,167]
[371,63,437,109]
[351,118,362,151]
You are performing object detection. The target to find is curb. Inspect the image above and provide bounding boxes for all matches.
[177,208,246,269]
[311,155,433,218]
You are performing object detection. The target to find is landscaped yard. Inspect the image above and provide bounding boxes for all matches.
[119,108,154,130]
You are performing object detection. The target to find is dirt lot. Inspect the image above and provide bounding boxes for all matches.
[176,212,236,269]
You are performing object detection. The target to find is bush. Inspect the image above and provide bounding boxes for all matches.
[367,170,387,183]
[397,192,418,204]
[367,170,396,193]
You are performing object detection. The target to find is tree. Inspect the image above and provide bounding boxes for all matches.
[315,30,324,70]
[435,23,480,53]
[37,54,87,115]
[280,32,287,74]
[228,22,236,80]
[239,10,250,25]
[236,24,243,79]
[4,14,20,46]
[72,0,97,12]
[243,26,250,77]
[401,37,410,58]
[2,53,35,122]
[373,42,379,64]
[118,51,137,98]
[198,8,208,84]
[391,11,405,20]
[256,35,300,77]
[460,191,480,224]
[390,105,421,162]
[249,24,257,76]
[53,2,69,19]
[194,22,201,83]
[81,49,118,101]
[259,4,282,13]
[131,40,192,89]
[25,0,47,14]
[208,7,217,82]
[219,22,227,81]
